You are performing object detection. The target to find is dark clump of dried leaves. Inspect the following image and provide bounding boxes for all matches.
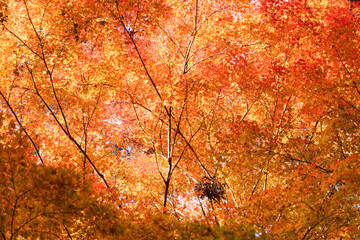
[195,176,226,204]
[0,1,7,25]
[0,12,6,25]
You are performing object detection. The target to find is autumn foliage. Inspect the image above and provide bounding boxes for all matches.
[0,0,360,238]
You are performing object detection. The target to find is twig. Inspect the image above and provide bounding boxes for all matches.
[0,90,44,164]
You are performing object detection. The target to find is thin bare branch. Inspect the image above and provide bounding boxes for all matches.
[185,43,260,73]
[239,103,251,125]
[304,116,321,152]
[250,169,264,196]
[0,90,44,164]
[157,24,185,58]
[25,65,110,188]
[108,4,165,105]
[275,95,291,138]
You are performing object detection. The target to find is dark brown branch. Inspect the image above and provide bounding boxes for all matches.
[25,65,109,188]
[339,96,360,113]
[239,103,251,125]
[304,116,321,152]
[185,43,261,73]
[24,1,71,135]
[110,3,164,104]
[182,0,199,74]
[130,93,216,178]
[250,169,264,196]
[157,24,185,58]
[301,212,339,240]
[284,153,332,173]
[0,90,44,164]
[62,223,73,240]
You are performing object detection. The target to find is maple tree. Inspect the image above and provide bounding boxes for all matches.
[1,0,360,238]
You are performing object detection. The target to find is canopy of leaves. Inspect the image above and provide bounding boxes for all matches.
[0,0,359,239]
